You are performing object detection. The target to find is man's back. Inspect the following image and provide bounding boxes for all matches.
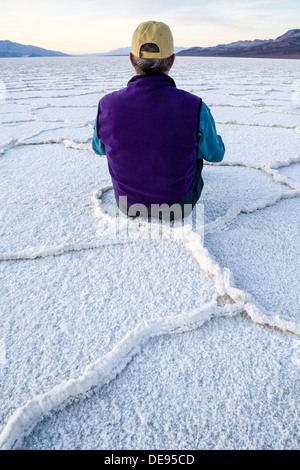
[96,73,201,207]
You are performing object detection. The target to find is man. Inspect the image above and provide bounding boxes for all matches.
[92,20,225,220]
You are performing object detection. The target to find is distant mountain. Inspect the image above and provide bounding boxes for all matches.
[98,46,132,56]
[177,30,300,59]
[177,38,271,56]
[274,29,300,42]
[216,39,271,49]
[97,46,186,56]
[0,40,69,58]
[217,35,300,59]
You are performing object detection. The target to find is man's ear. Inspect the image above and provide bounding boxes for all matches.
[129,52,134,67]
[169,54,176,70]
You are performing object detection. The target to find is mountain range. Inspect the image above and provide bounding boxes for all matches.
[177,29,300,59]
[0,40,69,57]
[1,30,299,59]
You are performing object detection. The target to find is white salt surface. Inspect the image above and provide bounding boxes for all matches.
[0,112,31,124]
[0,240,215,441]
[30,107,96,125]
[217,124,300,165]
[205,198,300,324]
[0,56,299,450]
[213,106,300,128]
[22,125,93,146]
[0,121,72,146]
[20,316,300,450]
[0,104,34,114]
[0,145,109,253]
[201,165,289,225]
[21,93,106,108]
[278,163,300,186]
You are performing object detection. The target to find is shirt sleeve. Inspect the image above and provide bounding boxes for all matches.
[92,116,106,156]
[197,101,225,162]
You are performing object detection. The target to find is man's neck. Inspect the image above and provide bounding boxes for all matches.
[134,70,170,76]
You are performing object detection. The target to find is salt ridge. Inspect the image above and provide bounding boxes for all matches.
[92,186,300,336]
[0,239,131,261]
[0,300,243,450]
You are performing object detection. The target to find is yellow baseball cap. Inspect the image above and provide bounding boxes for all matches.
[131,21,174,59]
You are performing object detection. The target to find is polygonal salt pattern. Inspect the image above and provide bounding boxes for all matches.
[0,239,215,436]
[21,315,300,450]
[205,198,300,323]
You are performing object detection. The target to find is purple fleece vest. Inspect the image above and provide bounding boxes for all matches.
[97,73,202,207]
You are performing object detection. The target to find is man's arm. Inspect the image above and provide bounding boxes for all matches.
[92,116,106,156]
[197,101,225,162]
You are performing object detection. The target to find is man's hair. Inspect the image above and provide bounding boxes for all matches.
[131,43,173,75]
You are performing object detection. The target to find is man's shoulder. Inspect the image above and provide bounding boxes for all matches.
[99,87,127,106]
[173,86,202,104]
[98,80,203,108]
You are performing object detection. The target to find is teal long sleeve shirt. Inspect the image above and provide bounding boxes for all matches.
[92,100,225,163]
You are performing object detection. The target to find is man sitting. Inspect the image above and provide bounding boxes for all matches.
[93,21,225,220]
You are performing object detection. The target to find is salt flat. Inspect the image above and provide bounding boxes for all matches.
[0,56,299,450]
[21,315,299,450]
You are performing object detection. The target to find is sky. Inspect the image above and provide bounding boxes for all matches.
[0,0,298,54]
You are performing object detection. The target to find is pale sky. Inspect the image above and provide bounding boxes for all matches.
[0,0,298,54]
